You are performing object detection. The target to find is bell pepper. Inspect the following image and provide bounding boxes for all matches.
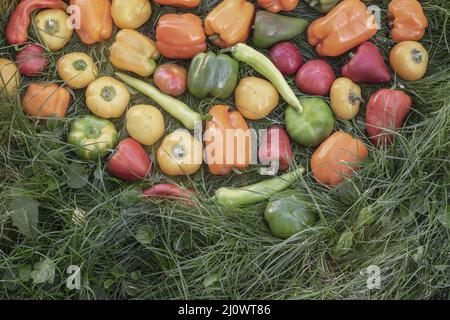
[157,130,203,176]
[23,83,70,119]
[257,0,298,13]
[6,0,67,45]
[15,45,49,77]
[388,0,427,42]
[365,88,412,147]
[304,0,340,13]
[311,131,368,187]
[154,64,188,97]
[307,0,377,57]
[86,76,131,119]
[330,77,362,120]
[204,0,255,48]
[285,97,334,147]
[107,138,152,181]
[70,0,112,45]
[390,41,428,82]
[215,167,304,208]
[0,59,21,97]
[156,13,206,59]
[187,52,239,100]
[253,11,309,49]
[34,9,74,51]
[341,42,391,84]
[111,0,152,30]
[264,193,317,239]
[235,77,279,120]
[116,72,202,131]
[154,0,201,7]
[143,184,197,207]
[126,105,165,146]
[68,115,118,161]
[204,105,252,176]
[109,29,160,77]
[258,125,293,173]
[57,52,99,89]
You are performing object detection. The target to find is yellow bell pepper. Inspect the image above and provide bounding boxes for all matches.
[57,52,98,89]
[109,29,160,77]
[86,76,130,119]
[111,0,152,30]
[34,9,73,51]
[0,58,21,96]
[330,77,362,120]
[205,0,255,48]
[126,105,165,146]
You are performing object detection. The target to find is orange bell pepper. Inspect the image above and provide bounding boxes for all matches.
[205,0,255,48]
[154,0,201,7]
[311,132,368,187]
[204,105,252,175]
[156,13,207,59]
[388,0,428,42]
[307,0,377,57]
[257,0,298,13]
[23,83,70,118]
[70,0,112,45]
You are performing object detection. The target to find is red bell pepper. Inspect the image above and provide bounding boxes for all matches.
[107,138,152,181]
[6,0,68,45]
[15,45,49,77]
[143,184,196,206]
[258,125,293,172]
[365,88,412,147]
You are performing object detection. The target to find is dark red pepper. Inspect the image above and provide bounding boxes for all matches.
[143,184,197,206]
[365,88,412,147]
[107,138,152,181]
[6,0,67,45]
[342,42,391,84]
[15,44,48,77]
[258,125,294,172]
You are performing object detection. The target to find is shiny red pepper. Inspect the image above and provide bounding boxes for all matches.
[258,125,293,172]
[6,0,68,45]
[143,184,196,206]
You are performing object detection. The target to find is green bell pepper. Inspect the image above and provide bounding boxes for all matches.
[285,97,334,147]
[188,51,239,100]
[265,193,317,239]
[68,115,118,160]
[253,11,309,49]
[304,0,340,13]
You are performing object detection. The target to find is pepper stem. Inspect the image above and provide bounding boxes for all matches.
[411,48,423,64]
[100,86,116,102]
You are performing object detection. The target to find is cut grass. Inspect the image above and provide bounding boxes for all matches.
[0,0,449,299]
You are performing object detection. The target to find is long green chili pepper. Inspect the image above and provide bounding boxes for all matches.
[228,43,303,113]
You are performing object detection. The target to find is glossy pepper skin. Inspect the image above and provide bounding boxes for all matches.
[304,0,340,13]
[6,0,67,45]
[307,0,377,57]
[264,194,316,239]
[330,77,361,120]
[111,0,152,30]
[70,0,112,45]
[204,0,255,48]
[156,13,207,59]
[257,0,298,13]
[188,52,239,100]
[68,115,118,161]
[388,0,427,42]
[144,184,197,207]
[311,131,368,187]
[57,52,98,89]
[109,29,160,77]
[258,125,293,172]
[204,105,252,176]
[365,89,412,147]
[15,45,49,77]
[23,83,70,119]
[107,138,152,181]
[34,9,74,51]
[154,0,202,7]
[253,11,309,49]
[390,41,428,81]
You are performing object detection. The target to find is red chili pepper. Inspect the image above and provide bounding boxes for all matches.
[143,184,197,206]
[6,0,67,45]
[258,125,294,172]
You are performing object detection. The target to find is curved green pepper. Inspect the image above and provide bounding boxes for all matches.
[253,11,309,49]
[304,0,340,13]
[285,97,334,147]
[188,52,239,100]
[68,115,118,160]
[265,194,317,239]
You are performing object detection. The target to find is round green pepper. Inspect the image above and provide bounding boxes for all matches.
[264,194,317,239]
[68,115,118,160]
[285,97,334,147]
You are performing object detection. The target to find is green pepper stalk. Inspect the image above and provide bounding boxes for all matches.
[214,167,305,208]
[68,115,118,160]
[115,72,202,131]
[228,43,303,113]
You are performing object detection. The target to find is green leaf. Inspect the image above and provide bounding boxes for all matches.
[356,206,375,228]
[103,279,115,289]
[9,196,39,238]
[334,230,354,257]
[65,163,88,189]
[173,232,194,252]
[203,274,219,288]
[19,266,32,282]
[135,225,155,246]
[31,258,55,284]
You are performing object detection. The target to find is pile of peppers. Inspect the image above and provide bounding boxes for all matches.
[1,0,430,240]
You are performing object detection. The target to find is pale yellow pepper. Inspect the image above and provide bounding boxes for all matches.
[34,9,73,51]
[111,0,152,30]
[57,52,98,89]
[330,77,362,120]
[126,105,165,146]
[0,58,21,96]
